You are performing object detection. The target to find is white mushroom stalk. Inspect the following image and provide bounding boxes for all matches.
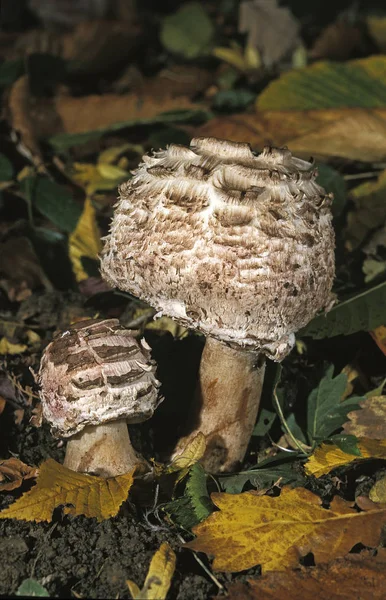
[38,319,161,478]
[100,137,335,473]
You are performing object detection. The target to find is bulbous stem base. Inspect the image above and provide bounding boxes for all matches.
[64,421,143,477]
[173,337,266,473]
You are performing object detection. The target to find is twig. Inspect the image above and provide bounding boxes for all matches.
[176,532,224,591]
[272,388,309,456]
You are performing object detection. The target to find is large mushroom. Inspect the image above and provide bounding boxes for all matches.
[38,318,161,477]
[100,137,335,473]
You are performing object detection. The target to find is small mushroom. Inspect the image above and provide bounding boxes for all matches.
[38,318,161,477]
[100,137,335,473]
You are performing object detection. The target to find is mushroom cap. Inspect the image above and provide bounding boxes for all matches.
[100,137,335,360]
[38,319,161,437]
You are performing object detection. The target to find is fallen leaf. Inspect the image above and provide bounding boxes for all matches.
[160,2,214,59]
[305,438,386,478]
[257,55,386,111]
[306,365,362,445]
[166,433,206,474]
[7,74,200,157]
[187,487,386,572]
[0,236,53,301]
[218,549,386,600]
[369,476,386,503]
[0,458,38,492]
[239,0,300,68]
[0,397,6,415]
[363,222,386,283]
[309,21,363,61]
[163,463,213,529]
[0,458,135,522]
[344,170,386,251]
[146,316,188,339]
[344,396,386,439]
[15,578,49,598]
[0,338,27,354]
[195,107,386,163]
[127,542,176,600]
[68,197,102,282]
[300,280,386,339]
[367,16,386,53]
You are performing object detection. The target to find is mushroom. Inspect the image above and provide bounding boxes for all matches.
[100,137,335,473]
[38,318,161,477]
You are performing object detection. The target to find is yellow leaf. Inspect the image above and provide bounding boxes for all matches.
[68,197,102,282]
[127,542,176,600]
[367,17,386,52]
[305,439,386,478]
[0,459,135,523]
[98,143,143,165]
[369,476,386,504]
[370,325,386,356]
[71,162,128,196]
[187,487,386,573]
[166,433,206,474]
[146,316,188,339]
[97,163,128,181]
[213,46,247,71]
[0,338,27,354]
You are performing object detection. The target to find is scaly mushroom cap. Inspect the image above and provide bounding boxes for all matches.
[38,319,161,437]
[101,137,335,359]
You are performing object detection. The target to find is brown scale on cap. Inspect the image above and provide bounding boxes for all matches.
[100,138,335,473]
[39,319,161,477]
[101,137,334,360]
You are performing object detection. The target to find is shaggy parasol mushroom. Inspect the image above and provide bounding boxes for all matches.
[38,318,161,477]
[100,137,335,473]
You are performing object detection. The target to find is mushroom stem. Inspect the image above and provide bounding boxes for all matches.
[174,336,266,473]
[63,421,143,478]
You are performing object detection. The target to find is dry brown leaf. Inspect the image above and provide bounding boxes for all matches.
[218,549,386,600]
[343,396,386,439]
[195,108,386,162]
[7,80,197,157]
[309,21,363,61]
[0,458,135,522]
[0,458,38,492]
[0,237,53,302]
[186,487,386,573]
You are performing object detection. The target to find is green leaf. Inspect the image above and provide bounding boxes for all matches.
[253,408,277,436]
[328,434,361,456]
[316,164,346,218]
[257,56,386,110]
[306,365,362,444]
[163,463,213,529]
[48,109,212,151]
[16,578,49,597]
[212,89,256,112]
[21,177,82,233]
[220,453,305,494]
[160,2,214,59]
[0,58,24,87]
[0,154,14,181]
[148,126,191,149]
[300,280,386,339]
